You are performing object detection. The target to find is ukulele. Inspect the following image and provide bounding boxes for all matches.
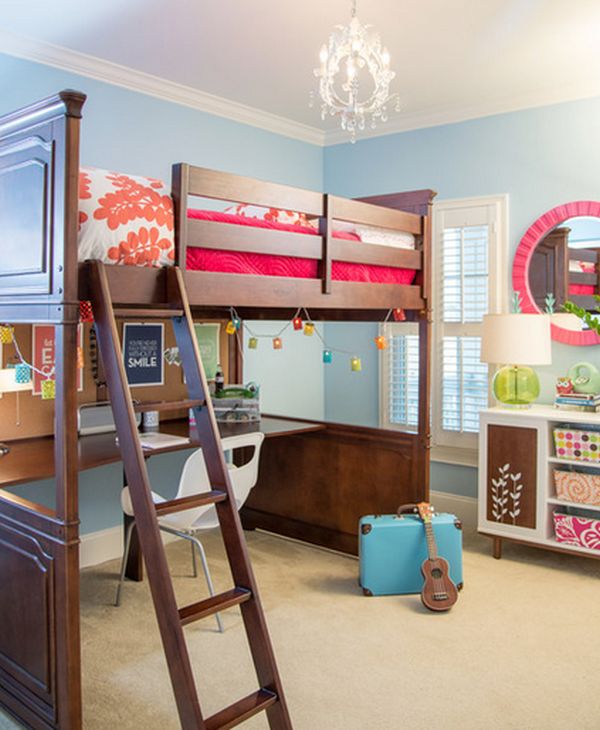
[416,502,458,612]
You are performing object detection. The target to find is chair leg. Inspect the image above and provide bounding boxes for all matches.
[115,520,135,607]
[191,539,198,578]
[189,535,224,633]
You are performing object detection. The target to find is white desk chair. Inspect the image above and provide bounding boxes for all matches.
[115,431,264,633]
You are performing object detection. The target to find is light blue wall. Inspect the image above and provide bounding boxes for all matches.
[0,53,323,534]
[243,322,325,420]
[324,96,600,498]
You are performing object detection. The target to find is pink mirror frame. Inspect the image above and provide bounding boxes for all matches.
[512,200,600,346]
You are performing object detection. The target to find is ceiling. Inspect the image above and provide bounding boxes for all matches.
[2,0,600,144]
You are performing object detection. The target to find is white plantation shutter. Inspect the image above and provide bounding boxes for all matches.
[381,323,419,429]
[380,196,506,453]
[433,198,506,450]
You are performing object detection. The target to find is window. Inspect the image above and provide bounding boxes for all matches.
[380,195,507,463]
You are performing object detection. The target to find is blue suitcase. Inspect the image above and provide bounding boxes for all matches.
[359,511,463,596]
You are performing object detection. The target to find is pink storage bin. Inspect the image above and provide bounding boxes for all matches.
[553,511,600,551]
[553,426,600,463]
[554,470,600,506]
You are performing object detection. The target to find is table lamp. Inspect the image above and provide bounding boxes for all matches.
[0,367,33,455]
[481,314,551,408]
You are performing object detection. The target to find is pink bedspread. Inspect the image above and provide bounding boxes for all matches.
[186,209,416,286]
[569,284,595,296]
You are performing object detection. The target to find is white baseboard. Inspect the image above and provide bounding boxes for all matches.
[430,490,478,530]
[79,526,123,569]
[79,525,177,569]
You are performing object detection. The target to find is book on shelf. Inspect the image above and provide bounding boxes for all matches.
[555,392,600,403]
[554,402,600,413]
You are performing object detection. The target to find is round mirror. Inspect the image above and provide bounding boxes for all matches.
[513,201,600,345]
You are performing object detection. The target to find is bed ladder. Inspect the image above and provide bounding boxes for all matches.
[87,261,292,730]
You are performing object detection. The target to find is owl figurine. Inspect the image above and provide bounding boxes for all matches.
[556,377,574,395]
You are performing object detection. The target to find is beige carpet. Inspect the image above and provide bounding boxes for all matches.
[2,528,600,729]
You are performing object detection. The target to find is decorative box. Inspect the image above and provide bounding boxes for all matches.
[553,426,600,463]
[553,511,600,551]
[554,469,600,506]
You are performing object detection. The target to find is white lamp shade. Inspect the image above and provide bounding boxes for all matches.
[480,314,552,365]
[0,368,33,393]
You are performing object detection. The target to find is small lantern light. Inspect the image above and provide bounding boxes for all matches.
[374,335,387,350]
[293,316,303,331]
[79,301,94,323]
[323,349,333,364]
[225,320,237,335]
[15,363,31,384]
[393,308,406,322]
[0,325,14,344]
[233,316,241,330]
[248,337,258,349]
[351,356,362,372]
[41,379,56,400]
[273,337,283,350]
[304,322,315,336]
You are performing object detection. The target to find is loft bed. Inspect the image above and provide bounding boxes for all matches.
[0,90,433,728]
[530,226,600,311]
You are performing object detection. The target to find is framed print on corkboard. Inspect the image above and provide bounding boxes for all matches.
[32,324,84,395]
[123,322,164,387]
[194,323,220,380]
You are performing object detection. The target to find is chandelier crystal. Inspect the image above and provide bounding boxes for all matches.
[312,0,399,142]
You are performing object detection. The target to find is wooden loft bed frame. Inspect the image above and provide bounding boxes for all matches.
[0,89,433,728]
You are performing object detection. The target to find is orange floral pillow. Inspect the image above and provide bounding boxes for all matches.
[224,203,313,228]
[78,167,175,266]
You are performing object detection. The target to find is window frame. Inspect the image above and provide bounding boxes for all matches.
[379,194,508,466]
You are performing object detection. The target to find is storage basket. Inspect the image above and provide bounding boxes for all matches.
[553,426,600,463]
[553,511,600,551]
[554,469,600,506]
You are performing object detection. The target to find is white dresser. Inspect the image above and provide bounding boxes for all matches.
[478,405,600,560]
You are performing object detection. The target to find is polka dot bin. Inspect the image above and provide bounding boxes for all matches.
[553,427,600,463]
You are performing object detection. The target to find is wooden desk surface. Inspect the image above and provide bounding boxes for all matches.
[0,416,325,489]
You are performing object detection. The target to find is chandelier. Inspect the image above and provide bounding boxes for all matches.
[312,0,399,142]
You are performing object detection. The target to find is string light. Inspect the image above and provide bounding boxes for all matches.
[235,305,401,373]
[15,363,31,384]
[41,379,56,400]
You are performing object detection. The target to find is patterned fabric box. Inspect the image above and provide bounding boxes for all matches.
[554,511,600,551]
[554,470,600,506]
[553,426,600,463]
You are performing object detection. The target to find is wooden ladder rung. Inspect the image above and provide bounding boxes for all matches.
[205,689,278,730]
[134,398,204,413]
[113,307,184,319]
[155,491,227,517]
[179,587,252,627]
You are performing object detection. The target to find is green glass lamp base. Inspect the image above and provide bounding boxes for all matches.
[493,365,540,408]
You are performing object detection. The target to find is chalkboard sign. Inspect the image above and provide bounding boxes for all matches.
[123,323,164,387]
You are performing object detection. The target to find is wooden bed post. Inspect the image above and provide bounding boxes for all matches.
[172,163,190,270]
[0,90,85,729]
[418,202,433,498]
[319,194,332,294]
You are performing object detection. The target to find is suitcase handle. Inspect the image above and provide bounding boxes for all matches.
[396,503,419,517]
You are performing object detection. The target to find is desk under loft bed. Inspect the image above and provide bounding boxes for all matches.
[0,90,433,729]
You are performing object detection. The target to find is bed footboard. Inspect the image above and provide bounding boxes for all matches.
[241,422,427,554]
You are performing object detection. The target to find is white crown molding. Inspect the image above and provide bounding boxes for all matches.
[3,30,600,150]
[324,81,600,145]
[0,30,326,147]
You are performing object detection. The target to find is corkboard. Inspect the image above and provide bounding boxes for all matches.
[0,319,233,441]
